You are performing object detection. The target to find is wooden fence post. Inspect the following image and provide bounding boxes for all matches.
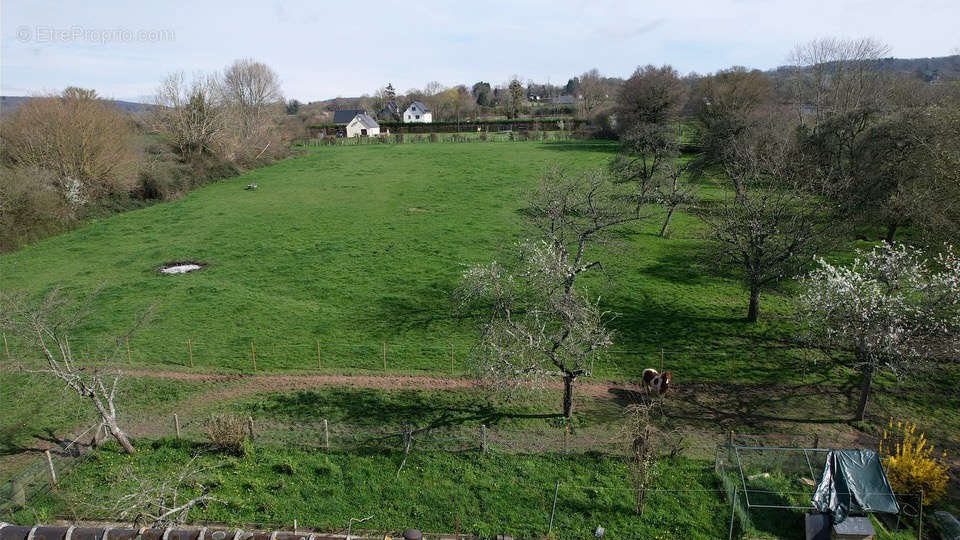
[247,416,255,440]
[382,341,387,371]
[323,419,329,450]
[126,338,132,364]
[317,341,321,370]
[250,342,257,371]
[44,450,57,486]
[174,414,181,439]
[188,339,194,368]
[3,333,9,364]
[450,343,455,375]
[813,432,819,449]
[660,348,664,372]
[481,424,487,454]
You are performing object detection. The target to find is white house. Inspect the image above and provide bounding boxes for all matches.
[403,101,432,123]
[345,113,380,137]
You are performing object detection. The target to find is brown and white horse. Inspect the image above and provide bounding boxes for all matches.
[641,368,672,396]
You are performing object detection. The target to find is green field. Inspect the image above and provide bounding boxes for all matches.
[1,140,804,382]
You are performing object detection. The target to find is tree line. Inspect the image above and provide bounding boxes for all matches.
[459,37,960,422]
[0,59,301,253]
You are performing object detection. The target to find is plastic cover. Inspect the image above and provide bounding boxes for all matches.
[811,449,899,524]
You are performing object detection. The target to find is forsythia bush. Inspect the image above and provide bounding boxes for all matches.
[879,419,949,503]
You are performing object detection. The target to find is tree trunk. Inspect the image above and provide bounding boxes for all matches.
[884,223,898,244]
[854,365,874,422]
[746,283,761,323]
[107,420,137,454]
[659,207,676,238]
[562,374,575,419]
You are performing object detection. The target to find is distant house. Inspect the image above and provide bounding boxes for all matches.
[403,101,432,123]
[345,113,380,138]
[552,95,577,105]
[333,109,366,124]
[378,102,400,122]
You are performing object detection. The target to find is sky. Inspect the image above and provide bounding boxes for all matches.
[2,0,959,103]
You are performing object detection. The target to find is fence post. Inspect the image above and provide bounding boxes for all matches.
[188,339,194,368]
[548,481,560,534]
[382,341,387,371]
[250,341,257,371]
[3,332,9,364]
[126,338,132,364]
[728,486,738,540]
[174,414,181,439]
[563,426,569,454]
[480,424,487,454]
[918,490,923,540]
[660,348,664,372]
[450,343,454,375]
[44,450,57,487]
[323,419,329,450]
[247,416,255,440]
[317,341,321,370]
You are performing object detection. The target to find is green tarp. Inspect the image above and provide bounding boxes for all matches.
[811,449,899,524]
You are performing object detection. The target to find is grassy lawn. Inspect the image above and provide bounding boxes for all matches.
[10,440,730,539]
[0,140,804,382]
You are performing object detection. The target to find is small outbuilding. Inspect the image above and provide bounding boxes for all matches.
[345,113,380,137]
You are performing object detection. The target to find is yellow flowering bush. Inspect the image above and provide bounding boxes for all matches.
[879,419,949,503]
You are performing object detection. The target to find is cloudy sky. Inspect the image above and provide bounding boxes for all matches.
[2,0,959,103]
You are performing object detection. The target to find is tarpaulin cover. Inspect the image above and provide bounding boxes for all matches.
[811,449,899,524]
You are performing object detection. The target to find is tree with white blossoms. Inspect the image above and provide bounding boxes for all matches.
[799,243,960,421]
[458,169,641,419]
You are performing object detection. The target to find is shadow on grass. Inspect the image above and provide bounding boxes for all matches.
[536,141,619,154]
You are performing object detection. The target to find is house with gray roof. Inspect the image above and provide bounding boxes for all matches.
[345,113,380,138]
[403,101,432,123]
[333,109,366,124]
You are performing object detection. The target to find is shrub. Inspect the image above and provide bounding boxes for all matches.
[0,165,74,252]
[205,415,250,455]
[879,419,949,503]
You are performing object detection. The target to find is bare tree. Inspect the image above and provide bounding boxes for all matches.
[799,243,960,420]
[0,289,147,454]
[220,58,283,136]
[698,113,832,322]
[153,72,224,157]
[655,161,697,238]
[1,88,138,206]
[578,68,607,116]
[458,169,642,418]
[789,37,891,130]
[624,403,658,515]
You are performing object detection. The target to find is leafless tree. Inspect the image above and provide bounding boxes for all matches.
[153,72,224,157]
[578,68,607,116]
[655,161,697,238]
[458,169,643,418]
[220,58,283,137]
[697,113,832,322]
[0,289,149,454]
[789,37,891,130]
[623,403,658,515]
[1,88,138,206]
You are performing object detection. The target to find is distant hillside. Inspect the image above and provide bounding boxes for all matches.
[771,54,960,82]
[0,95,155,114]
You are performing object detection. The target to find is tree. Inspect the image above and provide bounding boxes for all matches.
[799,243,960,421]
[153,72,224,157]
[578,69,607,116]
[1,88,138,206]
[0,289,147,454]
[655,161,697,238]
[698,112,831,322]
[507,78,526,119]
[458,169,642,418]
[219,58,283,137]
[472,81,492,106]
[616,65,686,130]
[285,99,301,115]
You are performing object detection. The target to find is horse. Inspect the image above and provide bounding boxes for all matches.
[641,368,672,396]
